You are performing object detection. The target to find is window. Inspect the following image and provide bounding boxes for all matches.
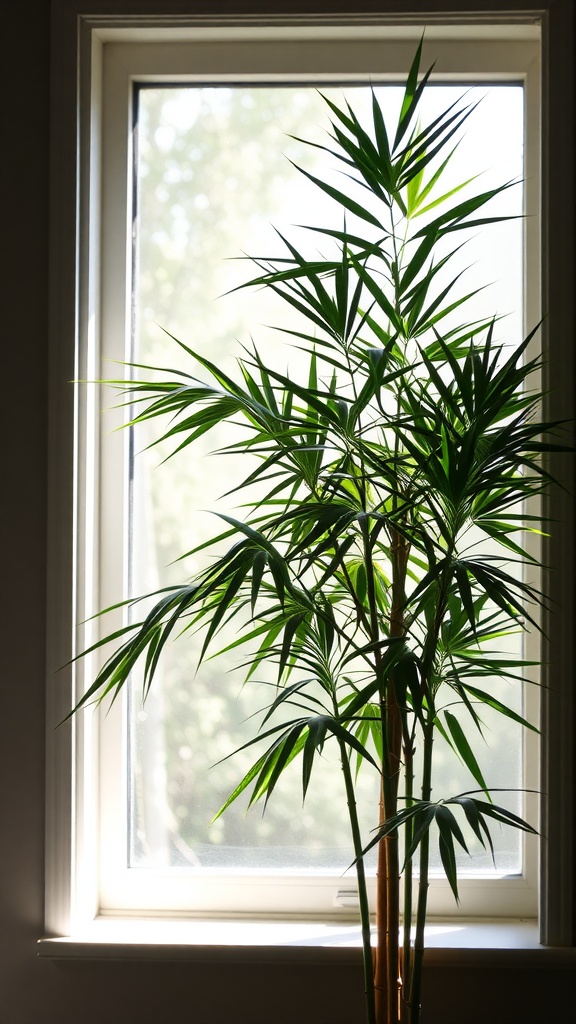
[125,82,527,902]
[45,16,575,947]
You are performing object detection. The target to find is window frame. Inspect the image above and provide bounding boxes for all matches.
[103,31,539,920]
[44,7,575,950]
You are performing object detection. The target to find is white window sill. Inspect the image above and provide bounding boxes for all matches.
[37,918,576,965]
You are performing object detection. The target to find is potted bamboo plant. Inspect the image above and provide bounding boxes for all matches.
[75,41,563,1024]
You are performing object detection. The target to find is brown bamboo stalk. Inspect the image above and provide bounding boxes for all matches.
[400,737,415,1022]
[374,795,401,1024]
[374,678,400,1022]
[385,834,401,1024]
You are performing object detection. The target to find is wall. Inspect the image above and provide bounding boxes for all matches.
[0,2,574,1022]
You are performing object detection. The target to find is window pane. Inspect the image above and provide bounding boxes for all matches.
[129,83,525,877]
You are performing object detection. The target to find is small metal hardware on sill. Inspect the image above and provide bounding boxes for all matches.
[334,889,360,908]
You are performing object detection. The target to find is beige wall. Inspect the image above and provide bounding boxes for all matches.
[0,2,574,1021]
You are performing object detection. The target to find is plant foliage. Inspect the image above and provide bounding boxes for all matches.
[74,41,565,1024]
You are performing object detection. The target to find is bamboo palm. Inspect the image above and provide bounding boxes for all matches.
[72,42,567,1024]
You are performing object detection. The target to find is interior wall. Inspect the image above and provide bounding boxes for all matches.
[0,2,574,1022]
[0,1,52,1019]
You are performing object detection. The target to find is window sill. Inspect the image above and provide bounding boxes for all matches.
[37,918,576,965]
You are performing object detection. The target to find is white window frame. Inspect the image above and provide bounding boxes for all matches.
[43,10,574,949]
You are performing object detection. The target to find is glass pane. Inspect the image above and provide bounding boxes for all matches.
[128,83,525,876]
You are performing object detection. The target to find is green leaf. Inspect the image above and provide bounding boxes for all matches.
[413,174,480,218]
[436,806,462,901]
[289,159,384,229]
[393,37,435,152]
[412,181,518,239]
[443,710,489,795]
[458,684,538,733]
[302,716,329,797]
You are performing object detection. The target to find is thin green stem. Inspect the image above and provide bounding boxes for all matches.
[407,551,452,1024]
[409,719,434,1024]
[339,738,377,1024]
[401,733,415,1021]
